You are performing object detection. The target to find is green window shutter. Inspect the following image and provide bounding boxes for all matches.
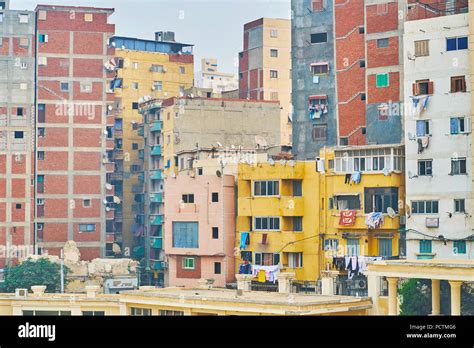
[376,73,389,88]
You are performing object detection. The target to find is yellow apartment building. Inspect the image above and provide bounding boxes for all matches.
[235,145,406,294]
[109,33,194,252]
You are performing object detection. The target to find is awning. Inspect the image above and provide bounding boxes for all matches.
[310,62,329,66]
[334,193,360,196]
[309,95,327,100]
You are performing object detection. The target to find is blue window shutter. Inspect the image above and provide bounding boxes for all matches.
[450,118,459,134]
[446,38,457,51]
[416,120,425,136]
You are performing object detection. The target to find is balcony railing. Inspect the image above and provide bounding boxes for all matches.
[151,145,162,156]
[150,214,164,226]
[150,121,163,132]
[150,193,163,203]
[150,170,162,180]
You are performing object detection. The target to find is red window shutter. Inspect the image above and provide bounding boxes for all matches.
[427,81,434,95]
[412,83,418,96]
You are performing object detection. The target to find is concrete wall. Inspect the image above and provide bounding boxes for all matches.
[404,14,473,259]
[0,8,36,267]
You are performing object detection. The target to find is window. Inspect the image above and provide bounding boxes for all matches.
[80,82,92,93]
[453,240,466,254]
[446,36,468,51]
[377,38,389,48]
[270,49,278,57]
[19,14,29,23]
[16,107,24,116]
[335,148,404,173]
[131,308,152,316]
[132,82,139,89]
[255,253,279,266]
[212,227,219,239]
[82,311,105,316]
[214,262,221,274]
[451,157,467,175]
[416,120,431,136]
[450,117,467,134]
[132,102,139,110]
[270,92,279,101]
[411,201,439,214]
[270,29,278,38]
[173,222,199,248]
[38,56,47,66]
[39,34,48,43]
[293,217,303,232]
[312,0,325,11]
[19,37,29,47]
[334,195,361,210]
[454,199,465,213]
[451,76,466,93]
[60,82,69,92]
[270,70,278,78]
[84,13,93,22]
[376,2,388,14]
[83,199,91,208]
[79,224,96,232]
[183,257,195,269]
[312,125,327,141]
[212,192,219,202]
[311,63,329,75]
[153,81,163,91]
[37,151,45,160]
[364,187,398,213]
[159,310,184,316]
[179,86,185,95]
[254,181,279,196]
[324,239,339,251]
[14,131,24,139]
[38,10,47,20]
[347,239,360,256]
[414,40,429,57]
[182,194,194,203]
[419,240,432,254]
[287,252,303,268]
[311,32,327,44]
[418,159,433,176]
[0,13,2,23]
[151,64,164,73]
[378,239,392,257]
[376,73,389,88]
[293,180,302,196]
[132,143,139,150]
[179,66,185,74]
[413,79,433,95]
[16,203,22,209]
[254,217,280,231]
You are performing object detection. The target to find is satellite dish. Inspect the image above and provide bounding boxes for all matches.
[113,196,121,204]
[170,172,176,178]
[105,206,111,212]
[383,168,390,176]
[407,170,413,178]
[255,135,268,148]
[112,243,121,254]
[407,132,414,140]
[217,142,223,147]
[216,170,222,178]
[387,207,396,218]
[105,184,113,191]
[280,159,286,166]
[103,199,108,205]
[407,51,415,60]
[269,159,275,166]
[107,105,113,111]
[288,160,295,167]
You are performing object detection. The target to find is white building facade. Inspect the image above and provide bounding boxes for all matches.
[195,58,238,94]
[404,13,473,260]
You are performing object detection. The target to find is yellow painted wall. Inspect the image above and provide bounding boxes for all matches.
[114,49,193,248]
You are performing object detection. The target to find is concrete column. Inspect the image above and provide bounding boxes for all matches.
[278,272,296,294]
[198,278,215,290]
[85,285,100,298]
[367,275,381,315]
[449,281,463,316]
[320,270,338,296]
[31,285,47,296]
[431,279,440,316]
[235,274,253,291]
[387,277,399,316]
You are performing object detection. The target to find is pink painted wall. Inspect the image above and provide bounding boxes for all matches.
[164,174,236,288]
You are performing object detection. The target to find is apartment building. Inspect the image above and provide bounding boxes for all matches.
[403,6,473,259]
[35,5,116,260]
[137,97,280,283]
[239,18,292,148]
[164,174,235,288]
[0,3,36,267]
[291,0,404,159]
[195,58,238,93]
[108,32,194,253]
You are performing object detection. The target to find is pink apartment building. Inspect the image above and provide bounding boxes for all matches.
[164,174,235,288]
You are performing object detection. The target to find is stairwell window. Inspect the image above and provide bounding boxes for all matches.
[79,224,96,232]
[451,157,467,175]
[270,70,278,79]
[312,0,325,12]
[312,125,327,141]
[451,76,466,93]
[270,49,278,57]
[454,199,465,213]
[376,38,389,48]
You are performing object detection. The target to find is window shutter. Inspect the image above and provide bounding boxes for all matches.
[427,81,434,94]
[412,82,418,96]
[465,118,471,133]
[451,77,455,93]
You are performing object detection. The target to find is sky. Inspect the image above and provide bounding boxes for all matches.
[14,0,291,74]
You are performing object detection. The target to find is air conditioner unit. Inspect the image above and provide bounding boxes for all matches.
[161,262,169,269]
[15,289,28,297]
[162,67,167,73]
[399,215,406,225]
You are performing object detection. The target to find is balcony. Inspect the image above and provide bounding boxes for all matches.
[138,125,144,137]
[138,149,145,160]
[150,236,163,249]
[131,184,144,193]
[113,149,124,160]
[151,170,162,180]
[178,203,198,213]
[331,211,400,230]
[238,196,304,217]
[150,121,163,132]
[110,171,124,181]
[138,172,145,182]
[152,260,168,271]
[151,145,162,156]
[151,214,164,226]
[150,193,163,203]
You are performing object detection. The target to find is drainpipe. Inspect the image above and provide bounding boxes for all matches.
[220,160,227,286]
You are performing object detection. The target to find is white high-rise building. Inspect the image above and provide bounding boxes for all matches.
[195,58,238,93]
